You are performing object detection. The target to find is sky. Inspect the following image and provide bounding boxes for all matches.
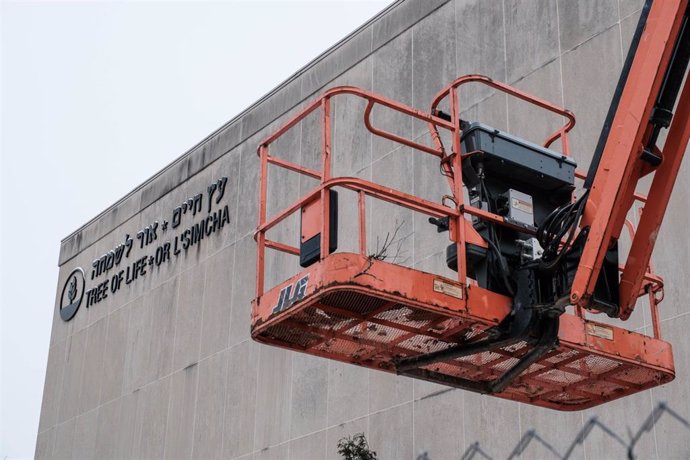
[0,1,389,457]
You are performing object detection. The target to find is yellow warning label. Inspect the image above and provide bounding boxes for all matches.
[433,279,463,299]
[586,323,614,340]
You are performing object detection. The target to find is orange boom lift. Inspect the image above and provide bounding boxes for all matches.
[251,0,690,410]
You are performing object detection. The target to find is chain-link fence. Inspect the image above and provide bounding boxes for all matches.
[413,402,689,460]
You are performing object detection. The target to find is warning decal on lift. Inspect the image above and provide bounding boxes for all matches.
[511,197,533,214]
[433,279,463,299]
[586,322,614,340]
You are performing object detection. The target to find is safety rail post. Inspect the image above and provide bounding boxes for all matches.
[449,87,467,286]
[547,127,571,155]
[358,190,367,256]
[574,304,585,320]
[256,143,269,299]
[649,289,661,339]
[320,97,332,260]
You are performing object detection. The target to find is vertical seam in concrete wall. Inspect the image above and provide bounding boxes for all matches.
[555,0,566,107]
[324,361,330,460]
[287,351,295,452]
[190,264,208,459]
[231,151,243,241]
[218,350,228,457]
[158,376,172,460]
[218,353,227,457]
[649,389,660,460]
[580,409,586,460]
[165,277,183,457]
[55,329,69,427]
[74,334,89,452]
[237,166,254,240]
[49,342,67,458]
[95,316,110,415]
[617,0,626,81]
[219,246,239,457]
[502,0,510,132]
[252,342,262,452]
[161,363,174,458]
[197,246,210,367]
[218,319,228,456]
[170,276,183,376]
[189,362,201,459]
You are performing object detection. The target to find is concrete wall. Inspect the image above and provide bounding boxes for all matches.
[37,0,690,458]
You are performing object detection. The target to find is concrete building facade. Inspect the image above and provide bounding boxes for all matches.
[37,0,690,458]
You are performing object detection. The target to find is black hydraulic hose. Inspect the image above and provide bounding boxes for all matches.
[534,191,589,271]
[539,191,589,271]
[478,176,515,296]
[485,237,515,297]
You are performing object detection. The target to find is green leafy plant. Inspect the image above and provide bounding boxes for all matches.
[337,433,377,460]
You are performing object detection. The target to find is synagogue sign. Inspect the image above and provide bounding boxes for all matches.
[59,176,231,321]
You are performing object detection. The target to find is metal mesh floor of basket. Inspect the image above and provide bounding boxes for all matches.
[251,253,674,411]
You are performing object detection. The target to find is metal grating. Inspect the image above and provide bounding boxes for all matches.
[255,288,673,410]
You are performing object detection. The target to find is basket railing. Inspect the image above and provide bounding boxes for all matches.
[254,75,662,339]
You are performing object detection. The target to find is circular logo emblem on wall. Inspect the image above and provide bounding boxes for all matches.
[60,268,85,321]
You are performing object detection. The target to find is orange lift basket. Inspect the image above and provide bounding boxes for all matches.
[251,0,689,411]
